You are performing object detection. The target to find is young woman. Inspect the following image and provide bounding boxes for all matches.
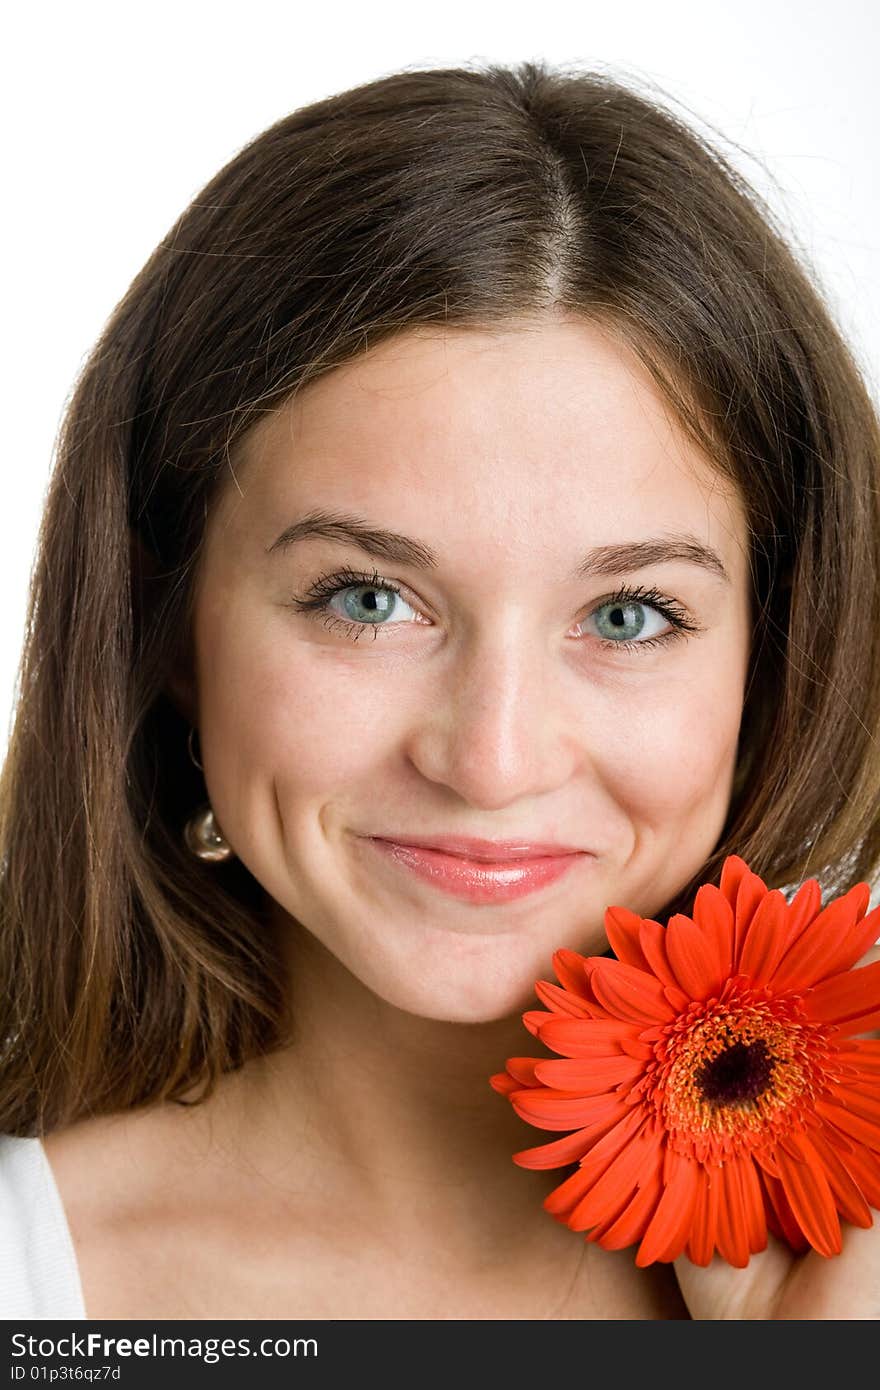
[1,59,878,1321]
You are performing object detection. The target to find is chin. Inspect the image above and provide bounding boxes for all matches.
[366,964,544,1026]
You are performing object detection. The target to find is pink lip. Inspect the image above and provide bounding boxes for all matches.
[368,834,585,862]
[364,837,591,904]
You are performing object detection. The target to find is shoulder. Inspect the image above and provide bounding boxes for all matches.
[0,1133,86,1318]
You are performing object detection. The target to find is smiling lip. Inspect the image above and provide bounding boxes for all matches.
[368,834,585,862]
[363,835,591,904]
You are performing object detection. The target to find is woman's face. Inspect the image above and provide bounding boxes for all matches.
[182,317,753,1022]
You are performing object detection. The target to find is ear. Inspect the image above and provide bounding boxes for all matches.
[130,526,198,725]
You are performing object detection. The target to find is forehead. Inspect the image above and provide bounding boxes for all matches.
[212,318,746,571]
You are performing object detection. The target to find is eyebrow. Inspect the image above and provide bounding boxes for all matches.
[266,508,731,584]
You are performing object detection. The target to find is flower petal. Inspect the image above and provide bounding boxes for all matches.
[803,958,880,1027]
[603,905,652,970]
[489,1071,520,1096]
[512,1125,608,1171]
[784,876,822,948]
[714,1158,751,1267]
[757,1166,810,1252]
[536,1016,644,1058]
[514,1096,633,1170]
[720,856,769,965]
[587,958,677,1024]
[534,979,598,1018]
[820,1131,880,1207]
[533,1054,645,1092]
[544,1106,646,1216]
[568,1122,662,1233]
[737,889,791,987]
[635,1148,700,1265]
[692,883,735,981]
[510,1087,625,1132]
[686,1164,721,1267]
[523,1008,555,1037]
[504,1056,545,1087]
[815,1096,880,1152]
[805,1128,873,1228]
[665,912,725,1000]
[551,947,593,999]
[592,1167,664,1251]
[638,918,680,990]
[776,1131,842,1257]
[771,885,876,992]
[719,853,752,909]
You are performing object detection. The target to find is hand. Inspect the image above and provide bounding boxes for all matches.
[674,944,880,1320]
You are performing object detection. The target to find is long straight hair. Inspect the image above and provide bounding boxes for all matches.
[2,59,879,1136]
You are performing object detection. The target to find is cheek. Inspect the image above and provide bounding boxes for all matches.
[195,609,401,808]
[598,666,743,820]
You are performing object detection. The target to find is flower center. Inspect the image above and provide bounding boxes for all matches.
[644,983,836,1161]
[696,1038,773,1104]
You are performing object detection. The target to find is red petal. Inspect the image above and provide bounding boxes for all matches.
[512,1126,604,1171]
[514,1097,632,1170]
[824,1081,880,1126]
[686,1165,720,1267]
[722,861,767,961]
[523,1008,555,1037]
[536,1016,643,1058]
[588,957,677,1024]
[771,886,876,992]
[714,1158,751,1267]
[739,1156,768,1255]
[816,1097,880,1152]
[504,1056,545,1087]
[784,877,822,948]
[592,1167,664,1251]
[806,1128,873,1228]
[533,1054,645,1092]
[568,1123,663,1233]
[534,979,599,1018]
[692,883,735,982]
[834,1041,880,1072]
[542,1163,594,1219]
[551,947,593,999]
[603,905,651,970]
[776,1131,843,1256]
[638,919,680,990]
[737,889,790,987]
[719,854,752,911]
[635,1148,700,1265]
[820,1131,880,1207]
[665,912,725,1000]
[543,1106,646,1216]
[510,1088,625,1132]
[803,959,880,1027]
[757,1166,810,1252]
[489,1071,519,1096]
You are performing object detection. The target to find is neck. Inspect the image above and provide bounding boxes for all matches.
[184,914,561,1242]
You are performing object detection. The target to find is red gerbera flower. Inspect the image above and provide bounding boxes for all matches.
[490,855,880,1268]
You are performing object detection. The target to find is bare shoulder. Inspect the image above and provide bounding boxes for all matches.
[42,1101,196,1222]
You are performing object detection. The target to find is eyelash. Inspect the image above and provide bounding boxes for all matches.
[288,565,703,652]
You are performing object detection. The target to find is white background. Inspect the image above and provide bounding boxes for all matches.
[1,0,877,749]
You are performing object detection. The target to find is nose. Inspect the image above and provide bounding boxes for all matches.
[402,623,587,810]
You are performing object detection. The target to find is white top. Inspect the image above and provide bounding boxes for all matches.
[0,1134,87,1319]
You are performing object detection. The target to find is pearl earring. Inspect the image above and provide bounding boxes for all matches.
[183,727,235,863]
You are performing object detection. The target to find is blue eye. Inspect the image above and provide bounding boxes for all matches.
[290,566,414,642]
[586,595,677,647]
[289,567,701,651]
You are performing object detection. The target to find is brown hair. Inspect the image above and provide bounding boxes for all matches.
[2,59,879,1137]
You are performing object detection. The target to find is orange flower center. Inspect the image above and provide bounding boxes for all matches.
[643,981,836,1161]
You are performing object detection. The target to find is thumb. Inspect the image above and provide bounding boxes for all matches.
[673,1239,794,1319]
